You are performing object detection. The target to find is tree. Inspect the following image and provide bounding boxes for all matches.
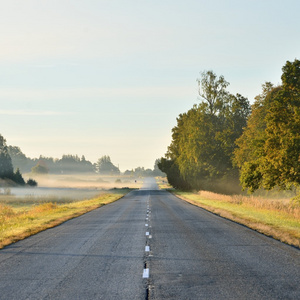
[160,71,250,193]
[55,154,94,173]
[27,178,38,186]
[31,161,49,174]
[0,134,14,180]
[158,157,191,190]
[197,70,229,115]
[13,168,25,185]
[263,59,300,190]
[96,156,120,175]
[234,59,300,193]
[153,159,165,176]
[8,146,28,172]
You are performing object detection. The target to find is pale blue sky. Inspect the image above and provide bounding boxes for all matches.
[1,0,299,171]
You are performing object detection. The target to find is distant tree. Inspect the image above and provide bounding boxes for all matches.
[124,169,134,176]
[8,146,29,172]
[13,168,25,185]
[55,154,94,173]
[27,178,38,187]
[79,155,95,173]
[0,134,14,180]
[31,161,49,174]
[96,156,120,175]
[152,159,165,176]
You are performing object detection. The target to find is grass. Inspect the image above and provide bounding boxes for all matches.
[0,189,131,249]
[171,190,300,248]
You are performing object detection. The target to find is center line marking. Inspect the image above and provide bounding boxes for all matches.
[143,268,149,278]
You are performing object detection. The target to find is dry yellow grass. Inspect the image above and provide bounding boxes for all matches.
[0,190,129,249]
[172,190,300,248]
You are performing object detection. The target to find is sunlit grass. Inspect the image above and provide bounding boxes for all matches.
[0,189,131,249]
[172,190,300,248]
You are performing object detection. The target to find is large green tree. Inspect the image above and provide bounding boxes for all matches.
[160,71,250,193]
[234,59,300,192]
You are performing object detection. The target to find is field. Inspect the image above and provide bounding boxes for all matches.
[0,174,140,249]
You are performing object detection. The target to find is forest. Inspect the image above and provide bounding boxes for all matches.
[159,59,300,196]
[0,137,164,186]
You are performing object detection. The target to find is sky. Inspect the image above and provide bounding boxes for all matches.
[1,0,299,171]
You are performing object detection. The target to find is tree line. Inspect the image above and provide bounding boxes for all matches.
[159,59,300,195]
[0,136,36,186]
[0,138,164,186]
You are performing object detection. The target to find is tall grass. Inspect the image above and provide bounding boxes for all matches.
[199,191,300,219]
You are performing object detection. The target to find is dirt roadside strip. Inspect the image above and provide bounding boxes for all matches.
[171,190,300,249]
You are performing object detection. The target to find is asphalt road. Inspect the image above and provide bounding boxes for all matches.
[0,178,299,299]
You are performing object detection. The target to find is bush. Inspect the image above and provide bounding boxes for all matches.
[27,179,38,187]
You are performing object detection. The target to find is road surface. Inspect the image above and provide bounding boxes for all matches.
[0,178,299,299]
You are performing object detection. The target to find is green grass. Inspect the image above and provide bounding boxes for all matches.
[173,190,300,248]
[0,189,132,249]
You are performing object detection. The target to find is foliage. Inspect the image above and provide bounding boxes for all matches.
[26,178,38,187]
[96,155,120,175]
[123,161,163,177]
[8,148,95,174]
[56,154,94,173]
[0,135,28,186]
[13,168,25,185]
[158,158,191,190]
[0,134,14,180]
[152,159,165,176]
[31,161,49,174]
[234,59,300,193]
[8,146,29,172]
[160,71,250,193]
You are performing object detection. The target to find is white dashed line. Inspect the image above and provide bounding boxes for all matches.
[143,268,149,278]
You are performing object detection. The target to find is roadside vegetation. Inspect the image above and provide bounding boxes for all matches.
[159,59,300,198]
[0,189,131,249]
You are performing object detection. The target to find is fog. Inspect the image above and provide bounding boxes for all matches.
[0,173,142,199]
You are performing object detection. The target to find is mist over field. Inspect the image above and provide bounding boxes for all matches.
[23,173,141,190]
